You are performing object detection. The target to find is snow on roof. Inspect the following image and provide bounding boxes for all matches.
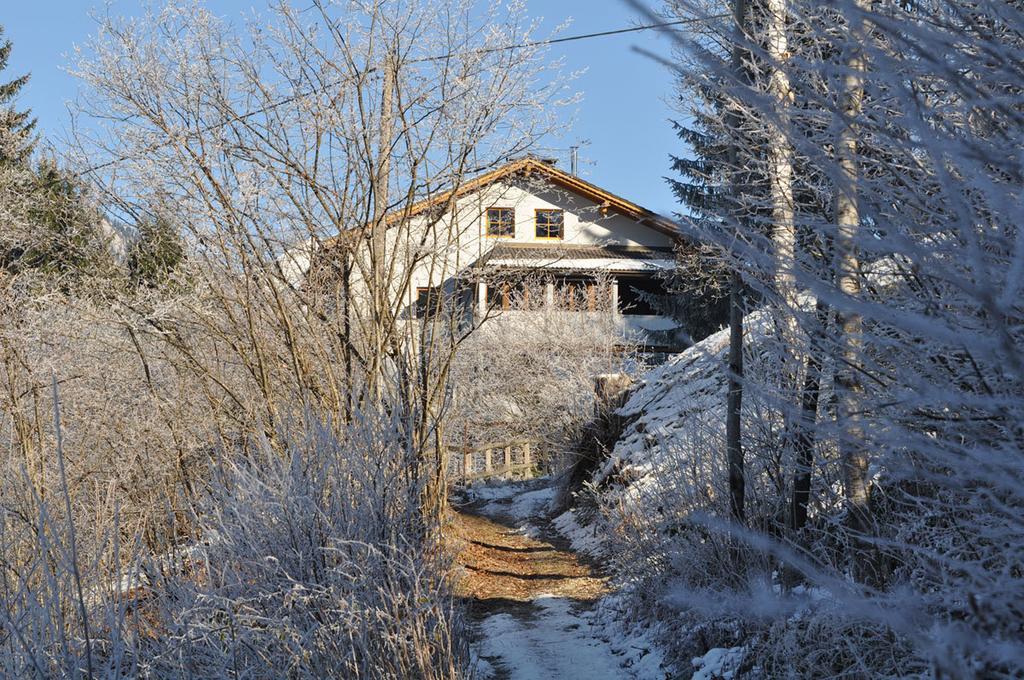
[483,257,675,272]
[477,243,676,273]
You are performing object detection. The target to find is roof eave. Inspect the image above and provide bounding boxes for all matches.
[324,157,684,248]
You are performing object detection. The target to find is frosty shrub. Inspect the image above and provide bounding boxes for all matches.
[450,274,636,465]
[580,0,1024,676]
[0,394,466,678]
[132,410,466,678]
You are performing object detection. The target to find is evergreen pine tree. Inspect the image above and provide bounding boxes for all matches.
[0,28,118,288]
[15,158,114,281]
[0,25,37,166]
[128,216,186,288]
[660,94,738,343]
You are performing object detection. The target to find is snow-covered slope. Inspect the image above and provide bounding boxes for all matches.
[593,310,772,497]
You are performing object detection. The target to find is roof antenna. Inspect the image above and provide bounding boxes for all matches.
[570,145,579,176]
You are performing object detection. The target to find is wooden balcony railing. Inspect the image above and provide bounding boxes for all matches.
[452,438,538,483]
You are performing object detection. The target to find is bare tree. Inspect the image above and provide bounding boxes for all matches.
[71,0,569,523]
[832,0,870,542]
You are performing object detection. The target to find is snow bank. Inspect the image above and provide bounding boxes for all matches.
[552,310,787,676]
[691,646,745,680]
[507,486,556,522]
[553,508,606,558]
[594,309,773,499]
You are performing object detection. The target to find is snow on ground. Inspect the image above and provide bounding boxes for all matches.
[462,477,557,523]
[553,508,605,558]
[591,310,775,505]
[691,646,745,680]
[506,486,556,522]
[476,595,664,680]
[457,476,669,678]
[463,481,522,503]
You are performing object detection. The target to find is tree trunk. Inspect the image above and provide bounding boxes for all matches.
[835,2,869,542]
[727,270,745,522]
[725,0,749,524]
[789,300,827,531]
[764,1,803,536]
[766,0,798,350]
[341,249,353,423]
[367,52,396,401]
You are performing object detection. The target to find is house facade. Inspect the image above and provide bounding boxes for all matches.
[395,157,687,350]
[291,157,690,352]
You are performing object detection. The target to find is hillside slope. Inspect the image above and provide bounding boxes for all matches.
[592,310,775,509]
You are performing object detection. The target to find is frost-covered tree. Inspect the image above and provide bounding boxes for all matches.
[593,0,1024,675]
[73,0,569,526]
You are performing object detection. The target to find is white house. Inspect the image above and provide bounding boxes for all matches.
[314,156,689,351]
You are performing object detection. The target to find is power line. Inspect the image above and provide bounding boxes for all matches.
[434,16,727,58]
[82,14,725,176]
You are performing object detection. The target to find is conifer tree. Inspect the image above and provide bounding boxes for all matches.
[659,103,735,344]
[0,25,36,166]
[0,27,117,287]
[19,159,112,280]
[128,216,186,288]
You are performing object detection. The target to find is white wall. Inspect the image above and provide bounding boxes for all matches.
[333,172,683,349]
[405,176,674,297]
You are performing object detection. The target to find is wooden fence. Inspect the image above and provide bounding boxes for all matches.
[453,438,538,483]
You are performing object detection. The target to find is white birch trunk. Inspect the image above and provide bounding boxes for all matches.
[835,1,870,540]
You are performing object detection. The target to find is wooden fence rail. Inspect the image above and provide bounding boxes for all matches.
[452,438,538,483]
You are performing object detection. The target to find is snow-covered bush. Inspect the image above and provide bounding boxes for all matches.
[570,1,1024,674]
[451,275,635,464]
[133,410,465,678]
[0,401,466,678]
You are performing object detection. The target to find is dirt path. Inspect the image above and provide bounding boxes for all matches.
[449,479,664,680]
[452,500,606,603]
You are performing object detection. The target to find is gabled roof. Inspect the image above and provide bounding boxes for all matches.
[321,157,682,254]
[390,157,681,238]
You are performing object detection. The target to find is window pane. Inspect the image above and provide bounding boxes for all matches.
[486,207,515,237]
[415,286,443,318]
[618,277,665,315]
[535,209,564,239]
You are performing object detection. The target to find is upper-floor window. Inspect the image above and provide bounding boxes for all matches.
[534,209,564,239]
[486,207,515,238]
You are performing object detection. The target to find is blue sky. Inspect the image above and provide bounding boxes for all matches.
[3,1,683,214]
